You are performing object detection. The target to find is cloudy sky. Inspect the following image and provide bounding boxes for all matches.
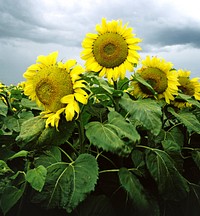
[0,0,200,85]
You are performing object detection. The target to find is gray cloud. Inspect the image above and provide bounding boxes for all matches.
[0,0,200,85]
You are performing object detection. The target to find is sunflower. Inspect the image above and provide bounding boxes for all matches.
[172,69,200,108]
[23,51,88,129]
[130,56,180,104]
[81,18,142,83]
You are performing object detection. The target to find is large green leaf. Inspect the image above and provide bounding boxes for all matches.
[160,127,184,171]
[0,186,24,215]
[168,107,200,134]
[118,168,160,215]
[119,96,162,135]
[26,165,47,192]
[118,168,148,208]
[36,120,75,147]
[145,149,189,201]
[85,111,140,156]
[21,98,42,110]
[16,116,45,148]
[4,116,21,132]
[34,146,61,168]
[162,127,184,152]
[32,153,98,213]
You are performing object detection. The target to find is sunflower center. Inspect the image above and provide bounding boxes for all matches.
[139,67,168,95]
[35,66,73,112]
[178,77,195,96]
[93,32,128,68]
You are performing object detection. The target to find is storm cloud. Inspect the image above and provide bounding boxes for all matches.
[0,0,200,84]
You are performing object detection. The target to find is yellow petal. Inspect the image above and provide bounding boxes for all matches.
[37,51,58,66]
[65,103,75,121]
[70,65,85,76]
[74,92,88,104]
[73,80,87,89]
[61,94,74,104]
[62,59,77,71]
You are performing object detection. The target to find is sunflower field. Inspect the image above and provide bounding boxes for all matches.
[0,18,200,216]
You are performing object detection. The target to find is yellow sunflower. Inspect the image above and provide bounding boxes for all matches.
[81,18,142,83]
[23,51,88,129]
[172,69,200,108]
[130,56,180,104]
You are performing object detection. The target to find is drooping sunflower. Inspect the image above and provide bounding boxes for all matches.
[130,56,180,104]
[23,51,88,129]
[172,69,200,108]
[81,18,142,83]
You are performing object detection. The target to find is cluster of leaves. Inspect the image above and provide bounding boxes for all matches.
[0,76,200,216]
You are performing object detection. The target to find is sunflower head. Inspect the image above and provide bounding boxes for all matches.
[172,69,200,108]
[130,56,180,104]
[23,51,88,129]
[81,17,142,83]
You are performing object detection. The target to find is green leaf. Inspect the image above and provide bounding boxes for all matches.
[168,107,200,134]
[118,168,159,215]
[192,150,200,171]
[36,120,75,147]
[8,150,28,160]
[163,127,184,151]
[85,111,140,156]
[131,149,145,168]
[162,140,181,153]
[176,93,200,108]
[26,165,47,192]
[16,116,45,148]
[118,168,149,207]
[34,146,61,168]
[0,100,8,116]
[32,153,98,213]
[4,116,21,132]
[0,186,24,215]
[21,98,42,110]
[133,73,156,95]
[145,149,189,201]
[119,96,162,135]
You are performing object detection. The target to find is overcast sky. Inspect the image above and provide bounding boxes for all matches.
[0,0,200,85]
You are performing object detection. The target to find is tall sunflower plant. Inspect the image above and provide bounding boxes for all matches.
[0,18,200,216]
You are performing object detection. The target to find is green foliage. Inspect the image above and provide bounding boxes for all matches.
[32,153,98,213]
[26,165,47,192]
[118,168,153,214]
[0,186,24,215]
[1,72,200,215]
[145,149,189,201]
[168,107,200,134]
[119,96,162,135]
[85,111,140,156]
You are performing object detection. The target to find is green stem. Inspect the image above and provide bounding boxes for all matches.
[16,160,31,216]
[113,80,118,90]
[77,115,85,154]
[136,144,153,151]
[99,167,139,174]
[58,147,74,162]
